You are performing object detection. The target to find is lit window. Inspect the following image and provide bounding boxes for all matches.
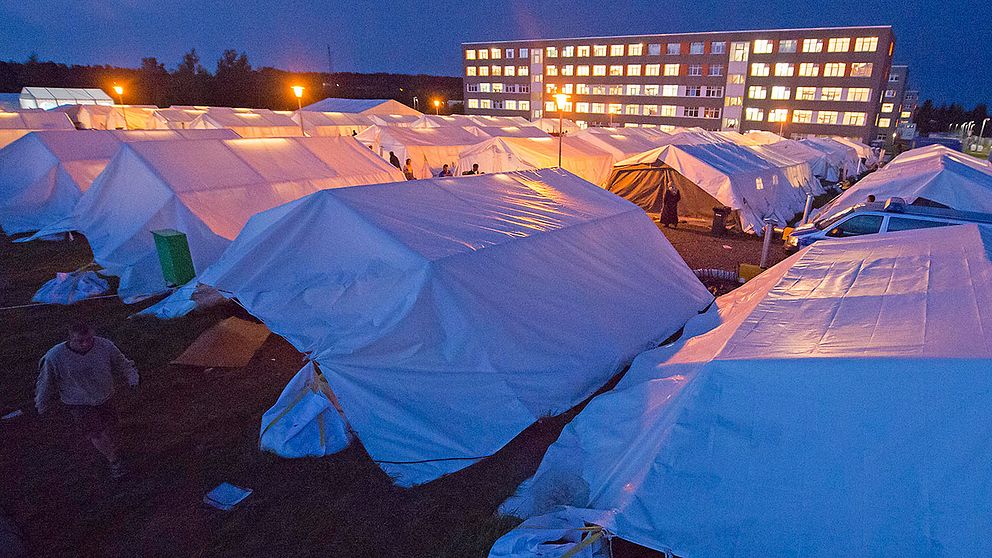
[779,39,797,53]
[505,66,515,76]
[797,87,817,100]
[827,37,850,52]
[610,44,625,56]
[466,67,477,77]
[662,84,679,96]
[645,64,661,76]
[505,49,515,59]
[802,38,823,53]
[478,66,489,76]
[609,65,623,76]
[748,86,767,99]
[878,117,891,127]
[491,48,501,59]
[664,63,680,76]
[561,83,573,94]
[545,65,557,76]
[667,43,681,55]
[465,50,476,60]
[644,84,660,95]
[626,84,641,96]
[492,83,504,93]
[844,112,866,126]
[593,45,607,57]
[627,64,642,76]
[690,42,705,54]
[755,178,764,190]
[609,85,623,95]
[608,103,622,114]
[591,103,606,114]
[492,65,502,76]
[577,65,590,76]
[885,89,897,98]
[724,96,743,106]
[545,101,556,112]
[561,65,574,76]
[793,110,813,123]
[480,99,492,109]
[576,83,590,94]
[478,49,489,60]
[753,39,773,54]
[798,63,819,77]
[519,100,530,111]
[648,44,662,55]
[685,107,700,118]
[771,86,790,100]
[575,102,590,113]
[730,42,748,61]
[751,63,770,76]
[704,107,721,119]
[628,43,644,56]
[768,109,788,122]
[467,98,479,108]
[823,63,846,77]
[546,46,558,58]
[577,45,590,57]
[688,64,702,76]
[850,63,873,77]
[660,105,677,117]
[775,63,794,77]
[643,104,658,116]
[712,42,727,54]
[900,111,912,119]
[817,111,838,125]
[708,64,724,76]
[881,103,894,113]
[854,37,878,52]
[562,45,575,57]
[479,83,492,92]
[625,104,641,115]
[821,87,843,101]
[505,99,517,110]
[518,66,529,76]
[729,74,746,85]
[745,107,764,121]
[593,65,606,76]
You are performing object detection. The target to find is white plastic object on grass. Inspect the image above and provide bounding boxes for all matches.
[260,361,351,458]
[488,507,616,558]
[31,270,110,305]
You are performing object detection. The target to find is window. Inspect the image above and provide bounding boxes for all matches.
[466,66,477,77]
[755,178,764,190]
[889,74,900,82]
[577,45,590,57]
[628,43,644,56]
[667,43,681,55]
[748,86,767,99]
[562,45,575,57]
[545,101,557,112]
[593,65,606,76]
[492,82,504,93]
[505,49,515,59]
[625,104,641,115]
[662,84,679,96]
[826,214,883,238]
[779,39,797,53]
[685,107,700,118]
[686,86,701,97]
[577,65,590,76]
[575,102,590,113]
[660,105,677,117]
[478,66,489,76]
[878,117,891,127]
[881,103,895,113]
[645,43,659,56]
[478,49,489,60]
[850,63,873,77]
[520,48,529,58]
[643,104,658,116]
[730,42,748,61]
[644,84,660,95]
[775,63,795,77]
[887,217,950,232]
[545,65,557,76]
[771,86,791,100]
[465,49,476,60]
[546,47,558,58]
[753,39,774,54]
[505,66,515,76]
[745,107,764,121]
[802,38,823,53]
[593,44,607,56]
[592,85,607,95]
[704,107,721,119]
[609,65,624,76]
[505,99,517,110]
[827,37,850,52]
[608,103,622,114]
[705,86,724,97]
[725,96,743,106]
[854,36,878,52]
[793,110,813,123]
[627,64,642,76]
[847,88,870,102]
[751,63,770,76]
[576,83,590,94]
[467,98,479,108]
[768,108,788,122]
[479,82,492,92]
[817,111,838,124]
[690,42,705,54]
[885,89,897,98]
[843,112,866,126]
[626,84,641,96]
[518,66,529,76]
[664,63,680,76]
[688,64,702,76]
[823,63,846,77]
[561,83,573,94]
[821,87,842,101]
[729,74,746,84]
[491,48,502,59]
[712,41,726,54]
[466,83,479,92]
[797,86,816,100]
[708,64,724,76]
[491,65,502,76]
[798,63,819,77]
[610,44,625,56]
[480,99,492,109]
[561,64,574,76]
[901,111,913,119]
[645,64,661,76]
[591,103,606,114]
[608,85,623,96]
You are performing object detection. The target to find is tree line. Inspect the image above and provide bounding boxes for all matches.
[913,100,989,137]
[0,50,463,111]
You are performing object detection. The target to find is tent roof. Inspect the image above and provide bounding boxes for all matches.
[0,93,20,111]
[303,98,421,116]
[0,110,75,130]
[19,87,113,104]
[573,128,665,160]
[194,168,713,486]
[294,110,374,127]
[190,108,298,128]
[743,130,787,145]
[357,124,485,147]
[459,136,615,185]
[502,224,992,557]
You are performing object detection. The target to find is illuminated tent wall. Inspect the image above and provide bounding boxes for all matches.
[499,224,992,558]
[573,127,669,160]
[356,124,487,178]
[531,117,582,134]
[0,110,75,149]
[53,105,160,130]
[303,98,422,117]
[457,136,615,186]
[412,114,535,128]
[18,87,114,110]
[801,137,862,179]
[188,108,301,138]
[29,136,404,301]
[292,111,374,137]
[185,168,713,486]
[149,108,207,130]
[0,129,238,235]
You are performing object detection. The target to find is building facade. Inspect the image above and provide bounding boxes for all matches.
[462,26,895,142]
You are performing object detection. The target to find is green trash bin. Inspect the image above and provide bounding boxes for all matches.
[151,229,196,286]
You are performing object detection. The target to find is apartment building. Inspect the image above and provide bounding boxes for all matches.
[462,26,895,142]
[876,65,910,141]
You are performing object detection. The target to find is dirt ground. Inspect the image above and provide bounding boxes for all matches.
[0,223,787,558]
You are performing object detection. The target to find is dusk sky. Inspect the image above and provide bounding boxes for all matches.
[1,0,988,106]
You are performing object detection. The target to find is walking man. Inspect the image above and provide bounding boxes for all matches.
[36,321,139,478]
[388,151,401,169]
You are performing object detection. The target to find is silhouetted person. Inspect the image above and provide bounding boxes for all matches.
[389,151,401,169]
[462,163,482,175]
[660,184,681,228]
[438,164,453,177]
[866,194,876,203]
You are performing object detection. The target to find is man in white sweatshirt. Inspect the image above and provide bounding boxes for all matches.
[36,321,139,478]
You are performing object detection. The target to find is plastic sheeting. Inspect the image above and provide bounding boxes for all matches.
[489,507,617,558]
[0,110,75,149]
[501,224,992,557]
[188,108,302,138]
[814,145,992,221]
[189,169,713,486]
[303,98,422,116]
[32,270,110,304]
[458,136,615,186]
[801,137,862,180]
[260,362,352,458]
[28,136,405,302]
[292,111,374,137]
[572,128,667,161]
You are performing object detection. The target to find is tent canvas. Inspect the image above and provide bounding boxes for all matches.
[500,224,992,558]
[185,168,713,486]
[356,125,486,178]
[458,136,615,185]
[760,138,834,180]
[303,98,421,117]
[293,111,374,137]
[19,87,114,110]
[150,108,207,129]
[572,128,667,160]
[532,118,582,134]
[801,137,862,179]
[0,110,75,149]
[412,114,535,128]
[29,136,404,301]
[188,108,301,138]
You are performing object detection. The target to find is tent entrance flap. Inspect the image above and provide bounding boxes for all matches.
[606,163,723,219]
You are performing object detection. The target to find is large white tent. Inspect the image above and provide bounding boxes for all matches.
[572,127,667,160]
[188,108,301,137]
[18,87,114,110]
[0,110,75,149]
[149,108,207,129]
[292,111,374,137]
[531,118,582,135]
[183,169,713,486]
[54,104,160,130]
[412,114,534,128]
[367,113,422,127]
[801,137,862,179]
[499,224,992,558]
[0,129,238,235]
[813,145,992,221]
[303,98,421,116]
[30,136,404,301]
[356,124,486,178]
[458,136,615,185]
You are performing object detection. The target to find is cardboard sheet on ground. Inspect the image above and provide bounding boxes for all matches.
[171,317,270,368]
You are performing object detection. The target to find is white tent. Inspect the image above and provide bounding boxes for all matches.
[0,129,239,235]
[760,139,833,181]
[470,126,551,139]
[532,118,582,135]
[742,130,786,145]
[30,136,404,301]
[831,136,879,167]
[813,145,992,221]
[356,125,486,178]
[573,127,668,161]
[367,113,422,127]
[499,224,992,557]
[458,136,615,185]
[292,111,374,137]
[303,98,421,116]
[188,108,301,137]
[801,137,862,179]
[413,114,534,128]
[0,110,75,149]
[18,87,114,110]
[53,105,160,130]
[150,108,207,129]
[184,168,713,486]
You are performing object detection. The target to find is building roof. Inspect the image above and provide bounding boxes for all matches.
[462,25,893,45]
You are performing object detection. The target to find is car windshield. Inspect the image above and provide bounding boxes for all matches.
[814,207,858,230]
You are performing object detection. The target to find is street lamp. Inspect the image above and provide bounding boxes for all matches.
[980,118,990,139]
[291,85,305,136]
[433,99,441,115]
[112,84,128,129]
[553,93,569,167]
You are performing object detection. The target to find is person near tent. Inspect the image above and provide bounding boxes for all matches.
[388,151,401,169]
[867,194,876,203]
[463,163,481,175]
[437,164,453,177]
[403,158,416,180]
[660,184,681,228]
[35,321,139,479]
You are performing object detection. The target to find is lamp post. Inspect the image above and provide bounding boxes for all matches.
[433,99,441,115]
[112,84,128,129]
[553,93,569,168]
[980,118,990,139]
[291,85,305,136]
